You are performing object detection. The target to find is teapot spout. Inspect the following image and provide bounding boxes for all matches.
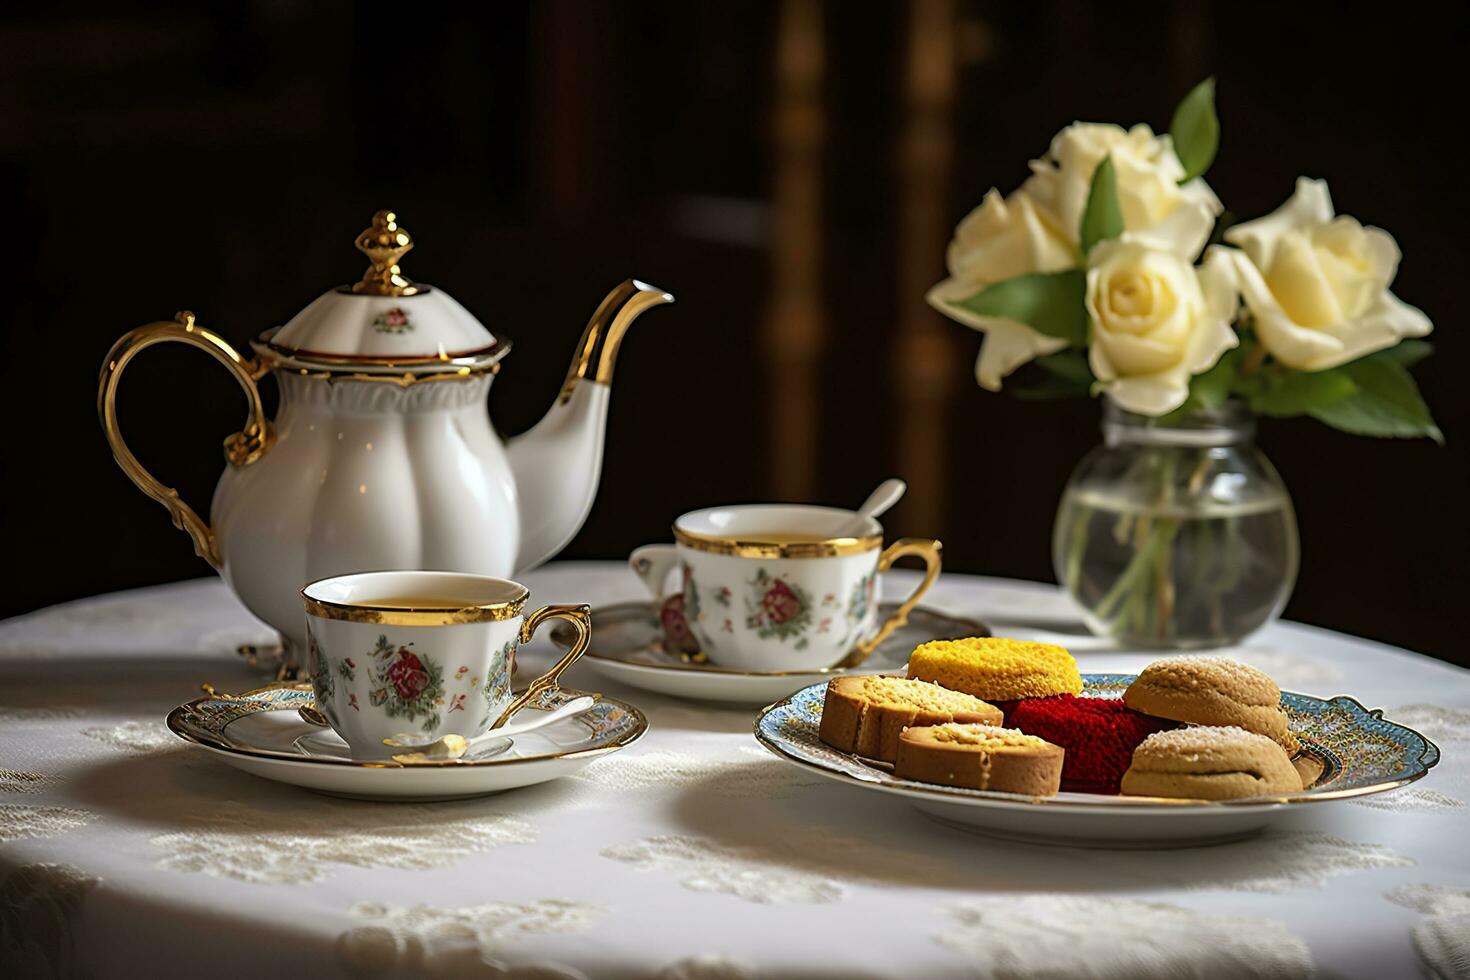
[508,279,674,573]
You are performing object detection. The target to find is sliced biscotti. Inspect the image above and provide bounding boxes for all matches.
[818,675,1003,762]
[907,637,1082,702]
[1120,726,1302,800]
[1123,657,1299,754]
[894,723,1064,796]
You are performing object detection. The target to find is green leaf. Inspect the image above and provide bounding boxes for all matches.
[1370,339,1434,369]
[1247,367,1357,418]
[1188,346,1246,411]
[1310,357,1443,443]
[1035,349,1095,384]
[1169,77,1219,183]
[1080,156,1124,254]
[946,269,1088,347]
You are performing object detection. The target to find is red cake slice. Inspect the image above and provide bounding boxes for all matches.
[1007,694,1175,794]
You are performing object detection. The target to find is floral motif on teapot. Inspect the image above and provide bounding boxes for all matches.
[371,307,414,334]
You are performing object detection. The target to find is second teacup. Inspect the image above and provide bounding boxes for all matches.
[301,570,591,759]
[630,504,941,672]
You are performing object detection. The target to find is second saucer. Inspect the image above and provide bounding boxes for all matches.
[557,601,989,704]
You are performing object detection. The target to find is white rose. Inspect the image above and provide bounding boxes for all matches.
[1224,177,1431,371]
[926,187,1079,389]
[1024,123,1223,261]
[1086,237,1239,416]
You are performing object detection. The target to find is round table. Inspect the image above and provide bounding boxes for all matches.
[2,562,1467,979]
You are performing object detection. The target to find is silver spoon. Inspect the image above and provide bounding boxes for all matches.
[848,478,906,532]
[384,695,597,764]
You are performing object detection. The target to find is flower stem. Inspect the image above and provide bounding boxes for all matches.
[1238,342,1268,378]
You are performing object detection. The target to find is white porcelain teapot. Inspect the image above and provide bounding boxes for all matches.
[99,211,673,664]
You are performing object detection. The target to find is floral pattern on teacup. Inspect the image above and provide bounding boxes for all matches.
[337,657,360,712]
[306,624,335,712]
[658,594,700,656]
[365,635,445,732]
[745,569,814,649]
[838,571,877,647]
[477,640,514,727]
[371,307,413,333]
[682,564,702,621]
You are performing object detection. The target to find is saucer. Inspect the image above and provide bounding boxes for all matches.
[556,601,988,704]
[167,684,646,801]
[755,674,1440,848]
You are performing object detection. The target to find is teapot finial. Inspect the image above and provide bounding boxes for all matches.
[351,209,420,296]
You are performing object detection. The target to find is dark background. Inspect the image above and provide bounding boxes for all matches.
[4,2,1466,665]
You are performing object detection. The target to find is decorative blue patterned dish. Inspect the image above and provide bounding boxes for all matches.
[754,673,1440,847]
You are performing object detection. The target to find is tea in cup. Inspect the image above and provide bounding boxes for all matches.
[300,571,591,759]
[630,504,941,672]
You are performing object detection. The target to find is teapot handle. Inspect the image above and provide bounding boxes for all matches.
[97,311,275,568]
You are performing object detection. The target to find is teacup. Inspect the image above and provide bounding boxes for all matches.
[300,570,591,759]
[630,504,941,672]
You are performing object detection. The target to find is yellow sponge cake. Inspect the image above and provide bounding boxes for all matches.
[908,637,1082,702]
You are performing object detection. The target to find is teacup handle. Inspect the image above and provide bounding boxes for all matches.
[840,537,943,668]
[629,544,680,599]
[490,603,592,729]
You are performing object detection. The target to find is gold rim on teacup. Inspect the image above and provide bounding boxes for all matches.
[672,526,883,559]
[301,576,530,626]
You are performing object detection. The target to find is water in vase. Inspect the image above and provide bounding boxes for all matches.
[1055,487,1299,649]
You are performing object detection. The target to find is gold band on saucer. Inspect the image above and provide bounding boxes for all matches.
[673,526,882,559]
[302,589,529,626]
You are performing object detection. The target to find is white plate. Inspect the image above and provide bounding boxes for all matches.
[755,674,1440,848]
[168,684,646,801]
[557,602,987,704]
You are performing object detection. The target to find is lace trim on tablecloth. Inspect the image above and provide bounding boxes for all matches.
[1387,884,1470,980]
[80,720,184,755]
[1100,831,1414,894]
[1390,703,1470,743]
[594,827,1409,907]
[602,835,842,904]
[0,770,47,795]
[1230,646,1345,689]
[0,862,100,980]
[653,955,758,979]
[152,803,536,884]
[0,804,94,843]
[935,895,1315,979]
[572,746,824,799]
[1350,787,1463,813]
[0,706,81,723]
[336,899,602,979]
[599,827,970,905]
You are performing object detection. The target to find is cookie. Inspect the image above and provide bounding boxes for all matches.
[1007,694,1176,794]
[907,637,1083,702]
[1120,726,1303,800]
[818,675,1003,762]
[894,723,1064,796]
[1123,657,1299,754]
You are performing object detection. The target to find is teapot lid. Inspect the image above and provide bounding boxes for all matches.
[257,211,508,375]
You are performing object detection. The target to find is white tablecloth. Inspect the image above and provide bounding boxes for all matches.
[2,562,1467,980]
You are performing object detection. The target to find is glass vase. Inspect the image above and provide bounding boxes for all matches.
[1053,398,1299,649]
